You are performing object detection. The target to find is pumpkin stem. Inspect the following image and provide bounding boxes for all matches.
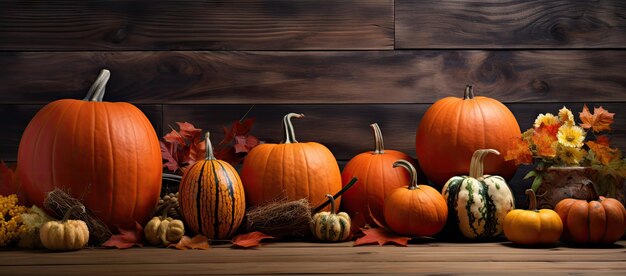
[393,160,419,190]
[469,149,499,180]
[205,132,216,160]
[463,85,474,100]
[525,189,538,211]
[370,123,385,154]
[312,177,358,214]
[84,69,111,102]
[62,204,86,223]
[160,201,176,220]
[282,113,304,144]
[325,194,336,214]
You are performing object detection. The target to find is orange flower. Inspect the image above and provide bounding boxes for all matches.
[587,141,619,165]
[533,126,557,158]
[505,138,533,165]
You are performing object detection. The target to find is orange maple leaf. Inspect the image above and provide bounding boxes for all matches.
[532,126,557,158]
[579,104,614,133]
[102,222,144,249]
[231,231,274,248]
[596,135,611,147]
[504,139,533,165]
[169,235,210,250]
[353,228,410,246]
[587,141,619,165]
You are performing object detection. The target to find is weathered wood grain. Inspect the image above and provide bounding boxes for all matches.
[0,0,393,51]
[0,242,625,275]
[396,0,626,49]
[0,104,162,162]
[0,51,625,104]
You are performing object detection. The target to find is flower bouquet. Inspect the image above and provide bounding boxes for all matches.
[505,105,626,205]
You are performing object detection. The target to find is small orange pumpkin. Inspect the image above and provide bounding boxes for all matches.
[555,194,626,244]
[383,160,447,237]
[340,123,413,227]
[179,132,246,239]
[241,113,341,211]
[503,189,563,245]
[415,85,521,187]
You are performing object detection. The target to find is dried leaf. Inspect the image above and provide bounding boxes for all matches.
[533,125,558,158]
[168,235,210,250]
[353,228,410,247]
[231,231,274,248]
[234,135,260,154]
[176,122,203,141]
[587,141,619,165]
[504,139,533,165]
[596,135,611,147]
[579,104,615,133]
[102,222,143,249]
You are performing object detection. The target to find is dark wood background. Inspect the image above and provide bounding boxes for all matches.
[1,0,625,206]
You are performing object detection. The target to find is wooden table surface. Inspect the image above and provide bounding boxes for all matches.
[1,241,625,275]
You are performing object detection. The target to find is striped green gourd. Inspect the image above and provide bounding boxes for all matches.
[442,149,515,240]
[310,194,351,242]
[178,132,246,239]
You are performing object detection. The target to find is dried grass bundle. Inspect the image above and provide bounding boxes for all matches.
[245,198,313,239]
[43,188,112,246]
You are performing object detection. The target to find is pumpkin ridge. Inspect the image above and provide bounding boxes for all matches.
[299,144,311,210]
[480,180,498,238]
[196,161,207,236]
[217,161,236,237]
[100,103,115,224]
[475,100,488,150]
[49,100,76,194]
[211,161,221,239]
[465,180,479,237]
[454,97,467,151]
[124,104,141,224]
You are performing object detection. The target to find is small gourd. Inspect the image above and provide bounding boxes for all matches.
[383,160,448,237]
[40,205,89,251]
[442,149,515,240]
[310,194,351,242]
[144,202,185,246]
[503,189,563,245]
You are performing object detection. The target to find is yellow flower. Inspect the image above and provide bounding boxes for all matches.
[534,113,559,129]
[558,107,575,126]
[557,145,585,166]
[557,125,585,148]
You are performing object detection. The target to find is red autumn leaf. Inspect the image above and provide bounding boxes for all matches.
[176,122,203,141]
[596,135,611,146]
[219,118,256,146]
[231,231,274,248]
[168,235,210,250]
[0,162,28,205]
[163,129,185,144]
[353,228,410,247]
[102,222,144,249]
[234,135,260,154]
[579,104,615,133]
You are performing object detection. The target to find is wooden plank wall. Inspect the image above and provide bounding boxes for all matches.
[1,0,625,206]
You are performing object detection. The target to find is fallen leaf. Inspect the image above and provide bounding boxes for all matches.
[168,235,210,250]
[231,231,274,248]
[102,222,143,249]
[353,228,410,247]
[579,104,615,133]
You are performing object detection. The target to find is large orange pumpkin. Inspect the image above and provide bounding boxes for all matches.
[241,113,341,211]
[555,195,626,244]
[341,123,413,227]
[383,160,448,237]
[178,132,246,239]
[415,85,521,187]
[17,69,162,229]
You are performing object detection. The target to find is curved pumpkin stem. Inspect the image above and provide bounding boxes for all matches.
[282,113,304,144]
[463,85,474,100]
[393,160,419,190]
[469,149,499,180]
[325,194,336,214]
[84,69,111,102]
[160,201,177,220]
[370,123,385,154]
[525,189,538,211]
[205,132,216,160]
[62,204,86,223]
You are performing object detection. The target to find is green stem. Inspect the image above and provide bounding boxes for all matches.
[83,69,110,102]
[62,204,86,222]
[370,123,385,154]
[463,85,474,100]
[281,113,304,144]
[325,194,336,214]
[393,160,419,190]
[469,149,499,180]
[205,132,216,160]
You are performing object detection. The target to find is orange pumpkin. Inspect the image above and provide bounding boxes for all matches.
[17,69,162,229]
[241,113,341,211]
[555,195,626,244]
[341,123,413,227]
[415,85,521,187]
[178,132,246,239]
[383,160,448,237]
[503,189,563,245]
